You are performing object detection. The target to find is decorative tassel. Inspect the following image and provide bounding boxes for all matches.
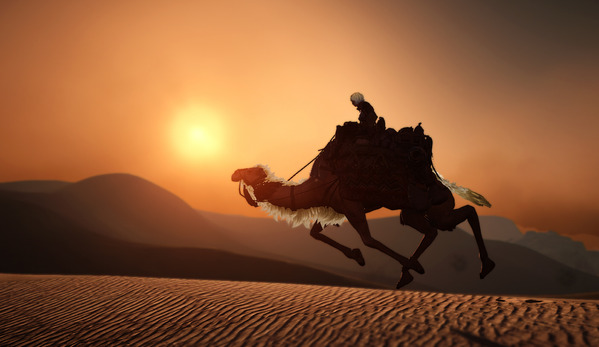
[434,170,491,207]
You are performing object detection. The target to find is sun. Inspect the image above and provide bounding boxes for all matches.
[171,105,225,161]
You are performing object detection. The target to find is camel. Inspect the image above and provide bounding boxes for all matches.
[231,161,496,289]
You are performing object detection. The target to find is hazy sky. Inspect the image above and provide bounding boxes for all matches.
[1,1,598,244]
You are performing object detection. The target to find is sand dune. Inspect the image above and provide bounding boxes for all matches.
[1,274,597,346]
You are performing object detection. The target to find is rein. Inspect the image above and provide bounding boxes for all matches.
[287,134,335,181]
[287,155,320,181]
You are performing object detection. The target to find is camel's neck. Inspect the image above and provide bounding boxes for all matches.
[254,176,337,211]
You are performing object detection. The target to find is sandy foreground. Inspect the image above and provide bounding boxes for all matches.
[1,274,598,346]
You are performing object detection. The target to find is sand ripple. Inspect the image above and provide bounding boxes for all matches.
[1,274,597,346]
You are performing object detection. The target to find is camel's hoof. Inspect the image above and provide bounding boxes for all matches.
[350,248,365,266]
[408,259,425,275]
[396,269,414,289]
[480,258,496,279]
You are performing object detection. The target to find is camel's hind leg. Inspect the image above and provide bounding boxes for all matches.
[341,200,424,274]
[432,205,495,279]
[400,210,439,262]
[310,222,365,266]
[397,209,439,288]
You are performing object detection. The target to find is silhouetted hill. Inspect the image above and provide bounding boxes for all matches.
[0,180,70,193]
[49,174,231,248]
[515,230,599,277]
[570,233,599,252]
[0,174,236,249]
[356,219,599,295]
[3,174,597,294]
[459,216,599,277]
[0,184,376,288]
[200,211,599,295]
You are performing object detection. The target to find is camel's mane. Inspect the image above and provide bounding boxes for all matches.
[242,164,346,229]
[256,164,305,186]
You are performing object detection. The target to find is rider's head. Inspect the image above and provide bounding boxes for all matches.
[350,92,364,106]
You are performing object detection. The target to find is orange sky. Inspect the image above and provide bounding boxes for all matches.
[1,1,598,241]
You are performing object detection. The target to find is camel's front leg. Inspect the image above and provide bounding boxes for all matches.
[310,222,365,266]
[341,200,423,274]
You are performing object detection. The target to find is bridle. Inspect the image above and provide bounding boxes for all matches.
[238,181,258,207]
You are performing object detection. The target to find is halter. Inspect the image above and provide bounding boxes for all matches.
[238,181,258,207]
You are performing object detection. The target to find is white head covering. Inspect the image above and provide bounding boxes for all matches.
[350,92,364,104]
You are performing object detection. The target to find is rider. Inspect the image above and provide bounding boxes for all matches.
[350,92,378,131]
[314,92,382,176]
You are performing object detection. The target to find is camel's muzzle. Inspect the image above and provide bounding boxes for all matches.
[231,169,243,182]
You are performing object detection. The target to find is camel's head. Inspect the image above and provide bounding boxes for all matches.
[231,166,268,187]
[232,166,270,208]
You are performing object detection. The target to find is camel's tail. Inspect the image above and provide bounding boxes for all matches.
[433,167,492,208]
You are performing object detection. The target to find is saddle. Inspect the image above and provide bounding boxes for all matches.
[316,122,436,202]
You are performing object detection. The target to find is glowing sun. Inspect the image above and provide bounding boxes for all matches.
[171,105,225,161]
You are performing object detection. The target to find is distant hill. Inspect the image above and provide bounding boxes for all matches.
[53,173,233,248]
[200,211,599,296]
[3,174,598,294]
[459,216,599,277]
[1,174,232,249]
[0,180,70,193]
[569,233,599,252]
[0,176,375,288]
[515,230,599,277]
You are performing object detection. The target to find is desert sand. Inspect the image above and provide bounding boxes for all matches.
[1,274,597,346]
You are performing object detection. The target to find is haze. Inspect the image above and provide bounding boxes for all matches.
[1,1,598,244]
